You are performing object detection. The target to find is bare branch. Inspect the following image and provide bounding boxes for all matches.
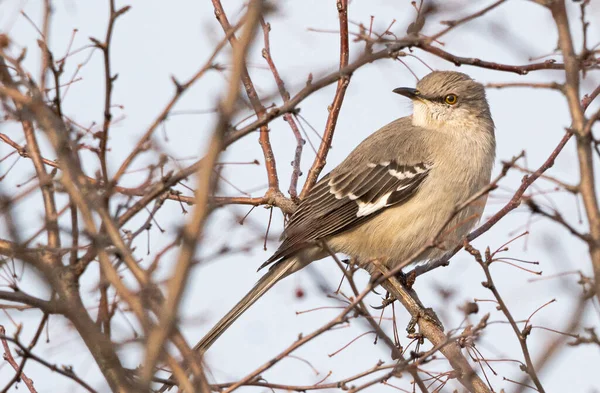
[140,1,265,388]
[301,0,350,198]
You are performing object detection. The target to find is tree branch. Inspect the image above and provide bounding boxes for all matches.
[140,1,264,389]
[301,0,350,198]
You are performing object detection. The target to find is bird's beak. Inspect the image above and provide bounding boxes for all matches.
[393,87,419,100]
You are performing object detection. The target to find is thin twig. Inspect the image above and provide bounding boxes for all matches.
[142,2,264,389]
[464,244,546,393]
[212,0,280,192]
[0,325,37,393]
[301,0,350,198]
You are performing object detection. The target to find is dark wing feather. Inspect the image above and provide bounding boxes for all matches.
[259,160,431,270]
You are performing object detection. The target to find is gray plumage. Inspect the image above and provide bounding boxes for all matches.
[193,71,496,354]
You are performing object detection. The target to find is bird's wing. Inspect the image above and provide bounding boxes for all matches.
[259,160,431,270]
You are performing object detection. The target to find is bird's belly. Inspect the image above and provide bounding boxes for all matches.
[327,191,486,268]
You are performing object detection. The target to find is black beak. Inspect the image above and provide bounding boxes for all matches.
[393,87,419,99]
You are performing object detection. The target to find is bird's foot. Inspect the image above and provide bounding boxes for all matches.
[395,269,416,289]
[406,307,444,334]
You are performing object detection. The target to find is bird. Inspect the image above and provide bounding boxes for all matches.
[194,70,495,354]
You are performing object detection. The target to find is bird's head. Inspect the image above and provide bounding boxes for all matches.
[394,71,492,131]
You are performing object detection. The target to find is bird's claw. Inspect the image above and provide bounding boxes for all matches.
[371,296,396,310]
[406,307,444,334]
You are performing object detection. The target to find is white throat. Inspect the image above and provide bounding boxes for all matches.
[411,100,486,132]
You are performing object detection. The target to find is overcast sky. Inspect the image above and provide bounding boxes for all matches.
[1,0,600,392]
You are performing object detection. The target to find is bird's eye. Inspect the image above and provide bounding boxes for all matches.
[444,94,458,105]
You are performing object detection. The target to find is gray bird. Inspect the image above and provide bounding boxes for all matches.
[194,70,495,353]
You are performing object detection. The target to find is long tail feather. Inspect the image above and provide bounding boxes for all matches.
[157,258,300,392]
[193,258,298,354]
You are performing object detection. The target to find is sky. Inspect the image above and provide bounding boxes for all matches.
[1,0,600,392]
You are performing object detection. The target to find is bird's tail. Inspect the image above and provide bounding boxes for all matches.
[193,257,300,354]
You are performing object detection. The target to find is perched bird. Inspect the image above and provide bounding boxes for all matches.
[195,70,495,353]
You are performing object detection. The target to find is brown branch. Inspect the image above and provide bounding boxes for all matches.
[514,295,589,393]
[0,326,97,393]
[0,133,58,170]
[0,131,216,215]
[508,162,579,193]
[525,198,590,242]
[216,256,488,393]
[486,81,564,91]
[140,1,264,389]
[217,364,393,391]
[0,325,37,393]
[1,315,46,393]
[4,77,206,390]
[464,244,546,392]
[549,0,600,304]
[0,64,137,391]
[301,0,350,198]
[165,354,196,393]
[0,291,63,314]
[0,57,61,258]
[569,327,600,347]
[260,19,304,201]
[156,363,397,391]
[211,194,297,214]
[345,314,488,392]
[325,251,429,392]
[417,43,568,75]
[38,0,52,93]
[286,115,304,201]
[219,285,375,392]
[92,1,130,184]
[373,264,491,393]
[211,0,280,192]
[582,83,600,111]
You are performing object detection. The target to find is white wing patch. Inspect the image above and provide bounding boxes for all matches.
[355,182,415,217]
[328,161,432,217]
[354,162,432,217]
[388,168,409,180]
[356,191,393,217]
